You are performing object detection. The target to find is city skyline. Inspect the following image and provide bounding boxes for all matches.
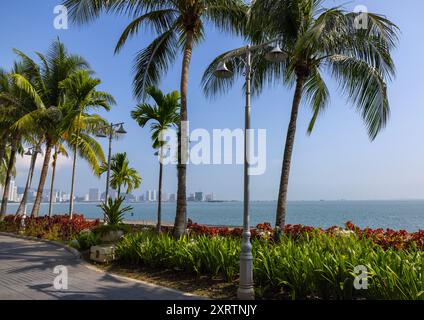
[4,179,217,203]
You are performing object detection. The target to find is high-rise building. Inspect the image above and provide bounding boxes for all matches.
[195,192,203,202]
[205,193,214,202]
[9,180,18,202]
[88,188,100,202]
[187,193,195,201]
[0,180,19,202]
[145,190,157,202]
[169,193,176,202]
[137,194,145,202]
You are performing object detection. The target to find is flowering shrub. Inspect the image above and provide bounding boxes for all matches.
[186,219,423,250]
[1,214,100,241]
[345,221,424,250]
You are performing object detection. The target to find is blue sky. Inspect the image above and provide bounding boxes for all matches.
[1,0,424,201]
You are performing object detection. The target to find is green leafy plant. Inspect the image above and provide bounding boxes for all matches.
[115,231,423,300]
[74,230,100,250]
[99,196,132,226]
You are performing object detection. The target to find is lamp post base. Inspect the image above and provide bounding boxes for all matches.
[237,286,255,300]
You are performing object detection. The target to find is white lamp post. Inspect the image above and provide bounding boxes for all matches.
[214,42,285,300]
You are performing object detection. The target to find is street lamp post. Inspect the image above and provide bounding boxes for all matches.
[97,122,127,221]
[214,43,285,300]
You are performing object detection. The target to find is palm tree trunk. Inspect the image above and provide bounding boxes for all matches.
[69,143,78,219]
[0,137,18,221]
[48,147,58,217]
[0,137,6,172]
[275,76,306,230]
[31,140,53,218]
[157,160,163,233]
[15,149,38,217]
[174,30,194,238]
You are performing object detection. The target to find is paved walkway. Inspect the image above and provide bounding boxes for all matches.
[0,235,198,300]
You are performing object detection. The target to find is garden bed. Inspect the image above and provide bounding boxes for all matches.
[1,215,422,300]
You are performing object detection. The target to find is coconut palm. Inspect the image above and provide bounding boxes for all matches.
[0,65,36,219]
[131,87,180,233]
[59,70,115,217]
[11,39,89,217]
[15,140,43,217]
[64,0,248,236]
[203,0,398,230]
[100,152,142,198]
[47,144,68,217]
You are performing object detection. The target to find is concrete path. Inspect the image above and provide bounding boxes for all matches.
[0,235,199,300]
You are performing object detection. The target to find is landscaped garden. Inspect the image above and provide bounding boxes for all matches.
[1,215,422,300]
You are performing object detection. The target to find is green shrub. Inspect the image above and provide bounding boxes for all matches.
[115,231,423,300]
[74,230,100,250]
[99,196,132,226]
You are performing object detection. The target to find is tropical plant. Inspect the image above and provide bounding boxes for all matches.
[98,196,133,226]
[47,144,68,217]
[203,0,398,230]
[59,69,115,217]
[15,141,43,217]
[100,152,142,198]
[131,87,180,233]
[11,39,90,217]
[115,230,423,299]
[0,64,36,219]
[64,0,248,237]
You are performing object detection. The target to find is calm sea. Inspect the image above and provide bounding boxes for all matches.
[7,200,424,231]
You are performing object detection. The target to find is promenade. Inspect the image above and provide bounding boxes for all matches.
[0,234,198,300]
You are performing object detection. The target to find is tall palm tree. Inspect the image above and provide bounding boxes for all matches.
[0,65,36,220]
[100,152,142,198]
[60,70,115,217]
[131,87,180,233]
[64,0,248,237]
[15,140,42,217]
[48,144,67,216]
[203,0,398,230]
[11,39,90,217]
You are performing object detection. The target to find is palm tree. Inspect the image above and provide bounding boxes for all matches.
[100,152,142,198]
[59,70,115,217]
[48,144,67,217]
[15,140,42,217]
[0,65,36,220]
[131,87,180,233]
[11,39,90,217]
[64,0,248,237]
[203,0,398,230]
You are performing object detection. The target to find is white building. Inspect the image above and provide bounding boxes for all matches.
[88,188,100,202]
[0,180,18,202]
[145,190,157,202]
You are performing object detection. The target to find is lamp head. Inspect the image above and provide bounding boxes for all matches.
[213,61,233,79]
[116,124,127,135]
[265,44,286,63]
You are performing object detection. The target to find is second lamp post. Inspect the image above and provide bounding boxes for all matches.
[214,42,285,300]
